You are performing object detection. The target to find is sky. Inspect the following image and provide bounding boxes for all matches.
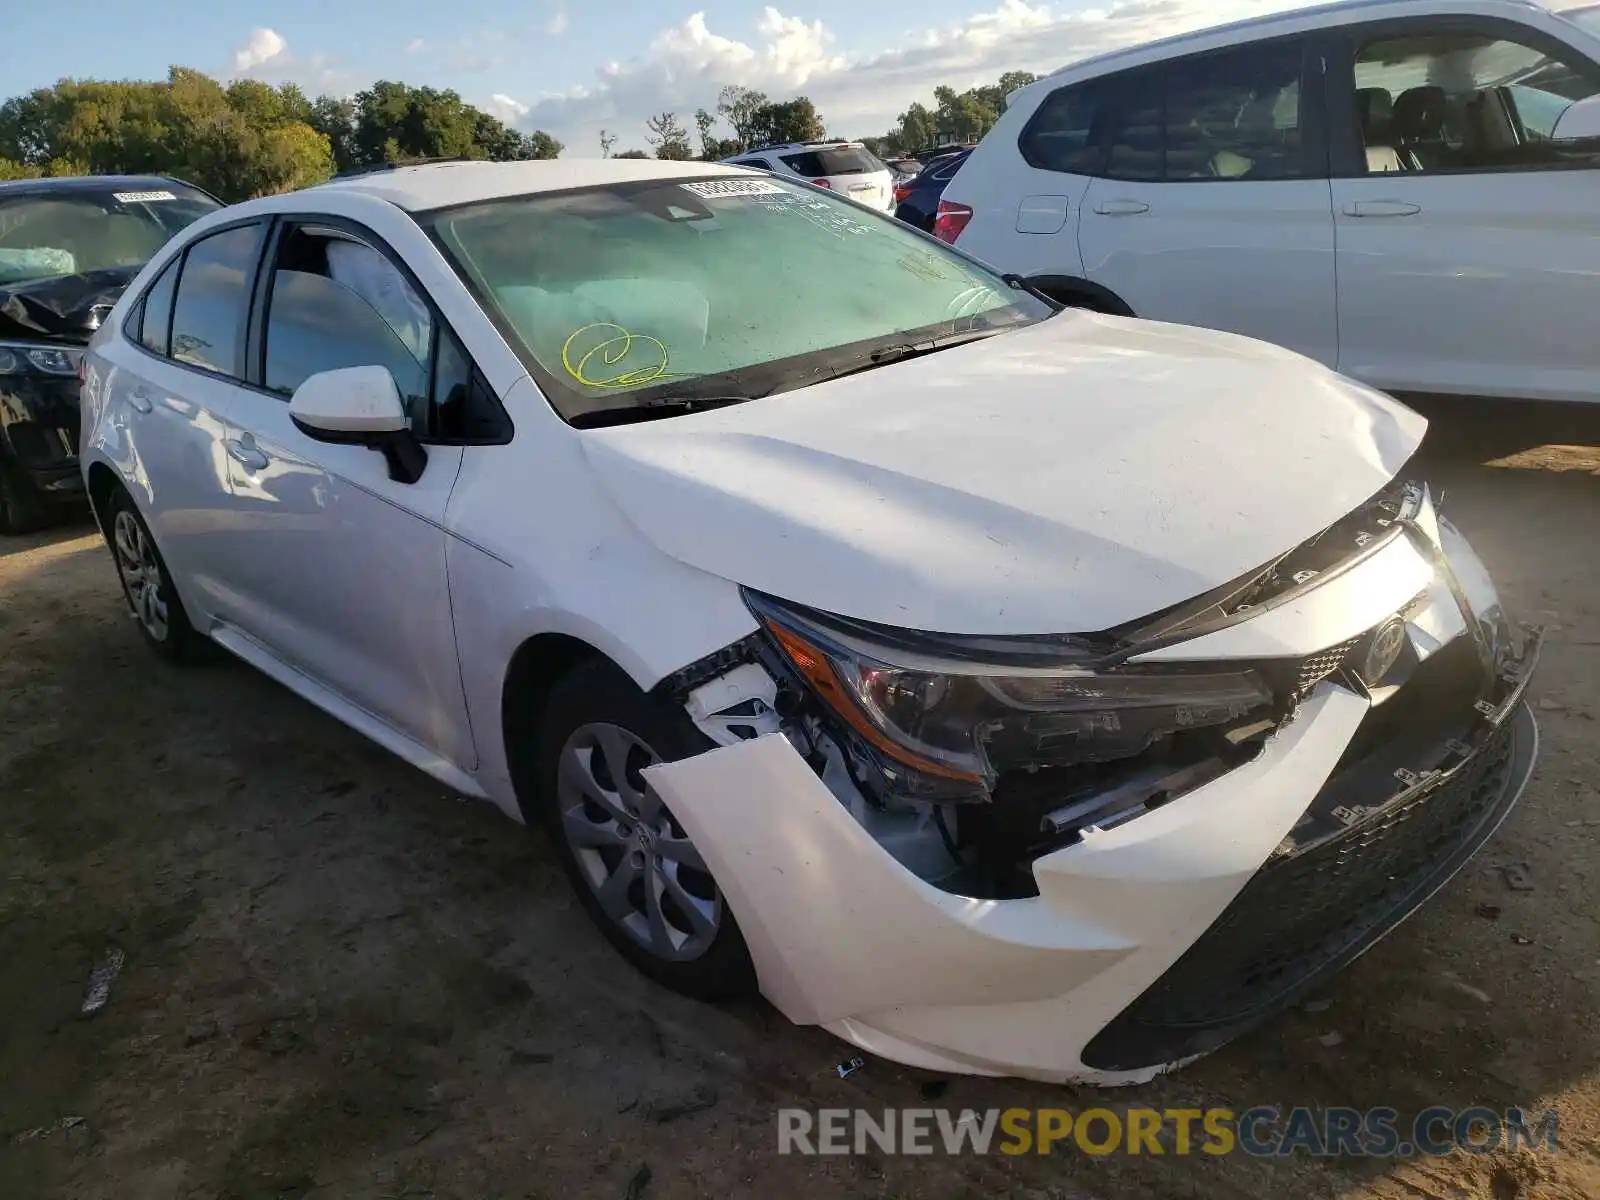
[4,0,1344,155]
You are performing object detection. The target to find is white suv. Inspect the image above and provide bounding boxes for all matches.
[939,0,1600,404]
[722,141,895,211]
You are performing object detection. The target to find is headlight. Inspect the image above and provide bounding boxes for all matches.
[748,592,1275,802]
[0,341,81,376]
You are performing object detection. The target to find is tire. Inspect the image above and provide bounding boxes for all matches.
[535,659,757,1001]
[0,454,45,536]
[1053,289,1132,317]
[104,485,200,663]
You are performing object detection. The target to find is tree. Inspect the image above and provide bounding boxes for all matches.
[599,128,617,158]
[521,131,563,159]
[872,70,1035,156]
[890,102,938,156]
[716,85,770,148]
[0,68,557,201]
[309,95,357,171]
[645,111,693,160]
[753,96,825,146]
[614,148,650,159]
[933,86,996,143]
[692,105,740,160]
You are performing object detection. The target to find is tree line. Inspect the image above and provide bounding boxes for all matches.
[602,72,1038,166]
[0,71,563,201]
[599,86,829,161]
[0,65,1040,198]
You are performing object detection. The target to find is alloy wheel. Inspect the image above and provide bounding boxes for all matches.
[112,509,170,642]
[556,722,721,962]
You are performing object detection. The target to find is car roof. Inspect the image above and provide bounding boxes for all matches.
[0,173,209,198]
[309,158,752,212]
[1032,0,1551,89]
[718,141,865,162]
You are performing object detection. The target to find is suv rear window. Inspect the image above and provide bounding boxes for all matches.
[778,147,878,176]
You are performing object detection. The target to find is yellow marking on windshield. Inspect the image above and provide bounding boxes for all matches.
[561,323,677,388]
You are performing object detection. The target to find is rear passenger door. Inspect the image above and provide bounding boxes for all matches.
[1076,37,1340,365]
[110,220,266,624]
[1322,15,1600,400]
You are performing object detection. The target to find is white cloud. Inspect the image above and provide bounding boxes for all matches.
[226,27,358,95]
[406,37,427,54]
[511,0,1313,152]
[487,92,531,122]
[232,27,288,73]
[549,4,570,35]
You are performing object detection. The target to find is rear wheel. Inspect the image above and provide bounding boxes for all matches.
[105,486,200,662]
[535,660,757,1000]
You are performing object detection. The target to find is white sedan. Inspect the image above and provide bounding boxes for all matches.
[80,159,1540,1084]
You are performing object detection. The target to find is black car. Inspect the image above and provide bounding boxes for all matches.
[0,175,220,533]
[892,149,972,233]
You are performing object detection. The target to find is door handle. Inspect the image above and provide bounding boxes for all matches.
[1093,198,1150,216]
[1343,200,1421,218]
[127,387,153,415]
[225,437,269,472]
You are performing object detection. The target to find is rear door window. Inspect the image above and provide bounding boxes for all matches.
[168,222,265,377]
[137,258,179,356]
[778,147,878,175]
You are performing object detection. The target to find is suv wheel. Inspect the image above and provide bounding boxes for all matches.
[536,660,757,1001]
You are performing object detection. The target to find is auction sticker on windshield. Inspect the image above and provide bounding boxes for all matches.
[680,179,786,198]
[112,190,178,203]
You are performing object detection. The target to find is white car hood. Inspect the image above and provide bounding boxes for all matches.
[580,313,1427,634]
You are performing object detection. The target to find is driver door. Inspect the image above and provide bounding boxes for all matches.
[211,219,475,768]
[1077,37,1339,365]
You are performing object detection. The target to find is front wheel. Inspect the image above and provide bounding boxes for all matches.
[0,455,44,536]
[535,660,757,1001]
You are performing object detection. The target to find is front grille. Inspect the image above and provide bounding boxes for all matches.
[1081,704,1527,1072]
[1294,638,1356,694]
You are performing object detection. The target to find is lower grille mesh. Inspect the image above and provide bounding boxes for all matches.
[1081,716,1518,1068]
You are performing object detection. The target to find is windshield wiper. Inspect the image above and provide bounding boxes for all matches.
[821,328,1001,383]
[1001,272,1064,310]
[569,394,758,429]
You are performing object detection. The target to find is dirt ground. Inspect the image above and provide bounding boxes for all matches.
[2,401,1598,1200]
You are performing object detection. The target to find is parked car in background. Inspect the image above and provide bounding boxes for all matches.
[81,158,1538,1084]
[886,157,924,183]
[0,174,219,533]
[940,0,1600,404]
[721,141,896,211]
[893,148,972,231]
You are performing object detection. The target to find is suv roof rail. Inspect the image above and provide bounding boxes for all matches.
[744,139,853,154]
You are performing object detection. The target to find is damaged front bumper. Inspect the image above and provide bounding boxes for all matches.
[643,499,1542,1084]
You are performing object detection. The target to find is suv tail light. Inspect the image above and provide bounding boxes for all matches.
[932,200,973,244]
[809,178,833,189]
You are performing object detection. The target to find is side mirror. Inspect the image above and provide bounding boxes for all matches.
[1552,93,1600,141]
[288,365,427,484]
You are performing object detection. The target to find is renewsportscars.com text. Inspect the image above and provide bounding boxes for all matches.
[777,1106,1559,1158]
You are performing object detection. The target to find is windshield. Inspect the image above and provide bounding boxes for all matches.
[0,185,220,286]
[423,175,1049,423]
